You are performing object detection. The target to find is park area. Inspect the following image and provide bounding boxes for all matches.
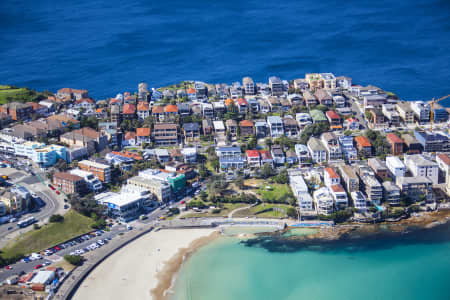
[1,210,94,259]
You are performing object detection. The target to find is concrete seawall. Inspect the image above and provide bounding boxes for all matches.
[55,226,154,300]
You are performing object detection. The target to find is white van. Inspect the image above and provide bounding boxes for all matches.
[30,253,42,260]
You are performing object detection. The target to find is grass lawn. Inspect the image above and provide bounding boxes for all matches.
[182,203,248,218]
[0,85,44,104]
[257,184,291,201]
[234,203,291,219]
[1,210,94,259]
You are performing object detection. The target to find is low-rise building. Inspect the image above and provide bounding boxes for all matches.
[385,156,406,179]
[330,184,348,210]
[294,144,311,165]
[78,160,112,183]
[239,120,254,137]
[70,169,103,193]
[271,145,285,165]
[153,123,179,146]
[368,158,388,180]
[95,189,149,221]
[404,154,439,184]
[351,191,367,212]
[324,167,340,187]
[290,175,315,215]
[53,172,86,195]
[396,176,433,202]
[307,137,327,163]
[339,164,359,193]
[382,181,401,206]
[183,123,200,143]
[310,109,327,124]
[361,175,383,205]
[246,150,261,168]
[386,133,404,156]
[313,187,334,215]
[396,102,414,124]
[267,116,284,138]
[321,132,342,160]
[355,136,372,156]
[402,133,422,154]
[326,111,342,130]
[283,117,298,136]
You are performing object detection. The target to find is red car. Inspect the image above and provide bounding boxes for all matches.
[180,200,185,204]
[4,265,11,270]
[49,185,55,190]
[54,246,61,251]
[34,264,43,269]
[55,190,60,195]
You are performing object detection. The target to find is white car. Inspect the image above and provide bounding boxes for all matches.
[97,240,104,245]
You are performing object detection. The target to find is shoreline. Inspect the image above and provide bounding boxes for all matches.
[150,230,220,300]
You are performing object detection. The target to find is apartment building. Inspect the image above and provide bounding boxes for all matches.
[153,123,179,146]
[401,133,422,154]
[339,165,359,193]
[269,76,284,96]
[127,175,171,202]
[307,137,327,163]
[320,73,336,90]
[53,172,86,195]
[382,181,401,206]
[385,156,406,180]
[78,160,112,183]
[411,101,431,123]
[290,175,314,214]
[368,158,389,180]
[313,187,334,215]
[396,176,433,202]
[324,167,340,187]
[351,191,367,212]
[361,175,383,205]
[243,77,255,95]
[267,116,284,138]
[396,102,414,124]
[386,133,404,156]
[0,102,33,121]
[404,154,439,184]
[305,73,323,90]
[321,132,342,161]
[414,131,449,153]
[282,117,298,137]
[330,184,348,210]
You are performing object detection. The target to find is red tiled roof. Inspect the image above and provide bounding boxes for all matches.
[246,150,260,158]
[187,88,196,94]
[239,120,254,127]
[346,118,358,123]
[122,104,135,114]
[110,98,120,104]
[164,104,178,113]
[225,98,234,106]
[386,133,403,144]
[325,167,339,179]
[152,106,164,114]
[326,111,341,120]
[437,153,450,166]
[111,151,143,161]
[259,150,272,160]
[96,108,105,113]
[237,98,248,106]
[58,88,72,94]
[124,131,136,140]
[75,98,94,104]
[136,127,151,137]
[330,184,345,193]
[137,101,149,111]
[355,136,372,147]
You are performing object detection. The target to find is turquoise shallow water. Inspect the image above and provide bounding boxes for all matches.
[172,225,450,300]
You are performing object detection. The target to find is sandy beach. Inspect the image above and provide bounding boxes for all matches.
[73,228,217,300]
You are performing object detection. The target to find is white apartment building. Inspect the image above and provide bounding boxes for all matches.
[313,187,334,215]
[307,137,327,163]
[404,154,439,184]
[267,116,284,138]
[320,73,336,90]
[324,167,340,187]
[351,191,367,211]
[385,156,406,179]
[330,184,348,210]
[289,175,314,214]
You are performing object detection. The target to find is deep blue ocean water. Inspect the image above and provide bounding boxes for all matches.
[1,0,450,104]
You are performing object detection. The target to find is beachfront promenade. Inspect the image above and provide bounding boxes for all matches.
[159,217,288,230]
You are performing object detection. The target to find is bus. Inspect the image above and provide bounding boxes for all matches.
[17,217,36,228]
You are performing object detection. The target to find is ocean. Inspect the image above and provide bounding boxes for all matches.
[172,225,450,300]
[1,0,450,105]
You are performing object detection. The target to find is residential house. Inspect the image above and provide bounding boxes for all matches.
[338,135,357,161]
[271,145,285,165]
[355,136,372,156]
[436,154,450,195]
[202,119,213,136]
[345,117,360,130]
[369,109,387,129]
[282,117,298,137]
[225,119,238,138]
[213,102,226,117]
[163,104,178,121]
[321,132,342,161]
[177,103,190,116]
[303,91,317,107]
[259,150,273,166]
[330,184,348,210]
[385,156,406,179]
[333,95,346,108]
[293,78,309,91]
[57,88,88,100]
[314,89,333,106]
[216,146,245,170]
[268,97,282,112]
[324,167,340,187]
[280,99,291,111]
[153,123,179,146]
[368,158,389,180]
[28,102,48,116]
[351,191,367,212]
[186,88,197,101]
[363,95,386,109]
[95,108,107,119]
[258,99,271,113]
[151,106,165,122]
[123,131,136,147]
[213,120,226,140]
[336,76,352,90]
[309,109,327,124]
[313,187,334,215]
[237,98,248,114]
[247,98,260,113]
[288,94,303,106]
[307,137,327,163]
[53,172,86,195]
[267,116,284,138]
[202,103,214,119]
[382,181,401,206]
[155,149,170,163]
[169,148,183,162]
[286,150,297,165]
[339,165,359,193]
[404,154,439,184]
[183,123,200,143]
[246,150,261,168]
[181,147,197,163]
[122,104,136,120]
[296,113,312,128]
[239,120,254,137]
[254,120,269,138]
[74,98,95,112]
[137,101,150,121]
[136,128,151,146]
[305,73,324,90]
[110,105,121,124]
[326,111,342,130]
[294,144,311,165]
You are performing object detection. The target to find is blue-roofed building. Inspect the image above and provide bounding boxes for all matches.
[216,146,242,158]
[219,156,246,170]
[433,108,449,123]
[414,131,449,153]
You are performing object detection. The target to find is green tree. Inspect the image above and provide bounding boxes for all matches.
[64,255,83,266]
[248,135,257,149]
[49,214,64,223]
[286,207,297,218]
[261,163,275,179]
[265,138,273,149]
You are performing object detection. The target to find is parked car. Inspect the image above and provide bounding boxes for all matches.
[4,265,12,270]
[34,264,43,269]
[56,190,60,195]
